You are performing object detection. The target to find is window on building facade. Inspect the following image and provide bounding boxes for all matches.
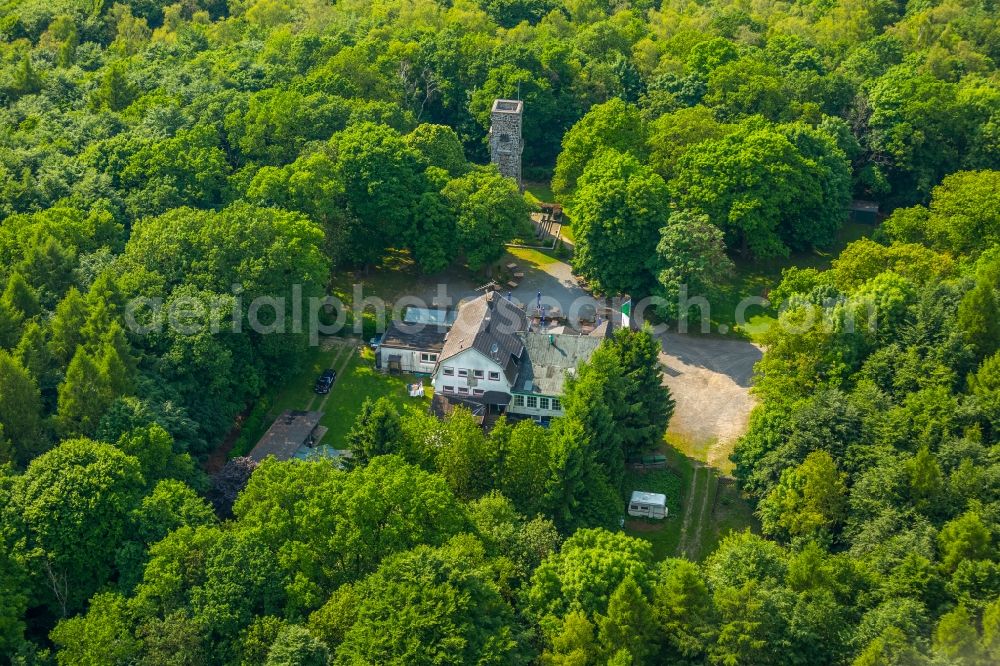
[551,398,562,411]
[526,396,538,408]
[473,369,484,379]
[473,388,485,396]
[421,352,438,363]
[488,371,500,381]
[443,367,454,376]
[539,397,550,410]
[442,385,454,393]
[457,386,469,394]
[457,368,468,377]
[513,395,524,407]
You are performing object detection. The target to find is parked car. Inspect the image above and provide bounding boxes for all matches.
[369,334,382,349]
[314,369,336,394]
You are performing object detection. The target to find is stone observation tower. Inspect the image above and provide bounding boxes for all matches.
[489,98,524,190]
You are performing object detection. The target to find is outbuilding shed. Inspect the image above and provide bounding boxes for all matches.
[248,410,325,463]
[376,320,447,374]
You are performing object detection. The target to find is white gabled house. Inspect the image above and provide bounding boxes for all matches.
[430,291,611,423]
[432,291,528,415]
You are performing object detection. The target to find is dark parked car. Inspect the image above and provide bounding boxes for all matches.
[314,369,336,394]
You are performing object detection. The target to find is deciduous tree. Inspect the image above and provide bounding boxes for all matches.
[569,149,668,296]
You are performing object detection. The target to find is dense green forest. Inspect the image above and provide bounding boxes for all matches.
[1,0,999,662]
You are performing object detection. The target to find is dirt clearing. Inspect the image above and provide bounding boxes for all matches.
[658,332,761,473]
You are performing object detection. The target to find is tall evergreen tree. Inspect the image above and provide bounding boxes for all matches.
[57,349,113,438]
[605,326,674,459]
[1,273,41,322]
[596,576,657,663]
[346,397,404,466]
[957,279,1000,362]
[49,288,88,365]
[0,350,44,465]
[0,301,20,350]
[561,346,627,481]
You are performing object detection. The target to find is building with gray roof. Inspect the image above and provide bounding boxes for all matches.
[248,410,326,463]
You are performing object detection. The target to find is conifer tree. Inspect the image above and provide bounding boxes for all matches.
[346,397,404,466]
[49,288,88,365]
[57,349,113,438]
[0,301,20,350]
[0,350,44,465]
[2,273,41,321]
[597,576,657,663]
[957,279,1000,362]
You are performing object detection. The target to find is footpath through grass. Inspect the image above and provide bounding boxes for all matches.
[232,341,430,457]
[623,440,758,561]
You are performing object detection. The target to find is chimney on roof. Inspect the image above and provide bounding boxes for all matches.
[484,291,494,328]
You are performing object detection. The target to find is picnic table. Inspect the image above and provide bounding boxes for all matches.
[513,271,525,278]
[507,280,519,288]
[506,262,518,270]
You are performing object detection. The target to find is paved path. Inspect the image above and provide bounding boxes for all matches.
[505,251,601,322]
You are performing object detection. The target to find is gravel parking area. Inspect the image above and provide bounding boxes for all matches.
[658,332,761,473]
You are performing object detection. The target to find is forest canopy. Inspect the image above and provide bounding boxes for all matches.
[1,0,999,662]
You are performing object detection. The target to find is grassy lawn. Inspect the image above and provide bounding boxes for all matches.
[559,222,574,244]
[703,477,759,555]
[232,342,347,455]
[329,250,422,304]
[318,348,431,449]
[623,461,687,560]
[506,246,561,267]
[698,221,874,342]
[233,341,431,456]
[524,181,556,203]
[267,346,336,413]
